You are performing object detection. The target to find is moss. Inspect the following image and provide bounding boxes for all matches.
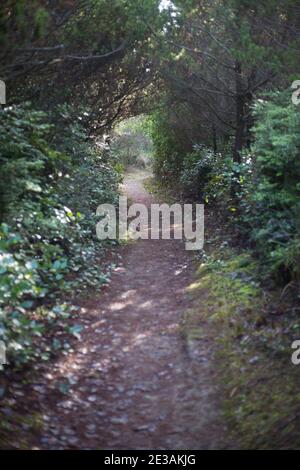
[185,248,300,449]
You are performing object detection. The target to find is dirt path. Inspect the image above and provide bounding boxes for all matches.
[25,169,226,449]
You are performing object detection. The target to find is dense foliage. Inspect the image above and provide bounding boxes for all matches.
[111,116,153,169]
[1,0,300,451]
[0,104,121,366]
[146,0,300,286]
[0,0,166,368]
[247,92,300,282]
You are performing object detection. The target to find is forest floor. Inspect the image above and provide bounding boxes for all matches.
[1,168,229,450]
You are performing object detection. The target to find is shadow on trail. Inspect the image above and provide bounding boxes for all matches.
[2,169,227,450]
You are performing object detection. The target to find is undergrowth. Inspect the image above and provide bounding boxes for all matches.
[0,104,122,368]
[185,246,300,449]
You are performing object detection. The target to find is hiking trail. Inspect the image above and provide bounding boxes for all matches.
[19,169,227,449]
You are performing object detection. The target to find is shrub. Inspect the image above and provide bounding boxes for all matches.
[0,104,121,366]
[246,92,300,282]
[145,110,185,183]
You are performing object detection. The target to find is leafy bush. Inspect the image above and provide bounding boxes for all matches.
[151,90,300,286]
[146,110,185,183]
[180,145,226,200]
[246,92,300,282]
[0,104,121,367]
[180,144,252,219]
[0,104,61,221]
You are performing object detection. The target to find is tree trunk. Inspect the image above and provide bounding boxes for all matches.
[231,61,246,201]
[233,61,245,164]
[212,124,217,154]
